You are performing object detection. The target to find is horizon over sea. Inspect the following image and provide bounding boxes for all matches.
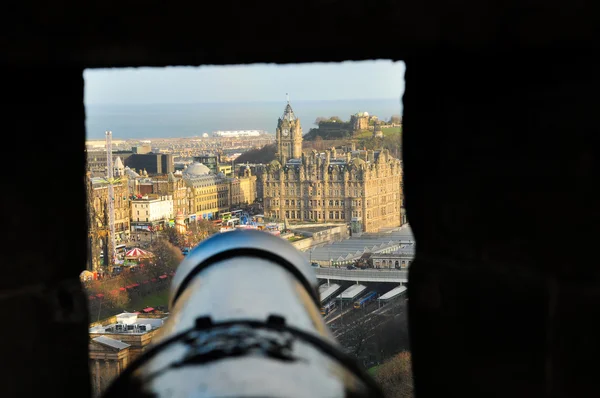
[85,98,403,140]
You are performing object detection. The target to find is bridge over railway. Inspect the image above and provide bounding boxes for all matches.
[314,268,409,283]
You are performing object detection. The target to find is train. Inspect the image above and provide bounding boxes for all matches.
[353,291,377,309]
[320,300,336,316]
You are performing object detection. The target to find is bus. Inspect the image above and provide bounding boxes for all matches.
[231,209,243,218]
[226,218,240,228]
[221,212,232,222]
[354,291,377,309]
[320,301,336,316]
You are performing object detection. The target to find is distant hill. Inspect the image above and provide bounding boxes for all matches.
[304,122,354,141]
[235,144,276,164]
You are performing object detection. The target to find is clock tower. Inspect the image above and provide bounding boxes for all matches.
[275,96,303,162]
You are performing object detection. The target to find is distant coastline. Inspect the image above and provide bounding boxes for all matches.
[85,98,403,140]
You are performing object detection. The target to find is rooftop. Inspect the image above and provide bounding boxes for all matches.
[305,225,414,263]
[89,312,167,335]
[292,225,334,233]
[92,336,130,350]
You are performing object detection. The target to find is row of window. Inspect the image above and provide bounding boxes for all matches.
[271,181,367,189]
[269,210,347,220]
[265,189,364,197]
[196,202,217,211]
[373,260,411,268]
[266,199,365,208]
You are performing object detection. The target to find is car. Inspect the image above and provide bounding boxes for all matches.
[346,265,357,270]
[311,262,320,268]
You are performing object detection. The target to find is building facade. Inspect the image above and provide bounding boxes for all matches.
[230,166,257,207]
[350,111,370,131]
[182,162,257,221]
[262,101,403,233]
[370,243,415,269]
[87,151,174,175]
[125,153,174,175]
[130,195,173,231]
[90,176,131,243]
[152,172,189,218]
[89,336,130,397]
[86,151,134,175]
[182,162,221,220]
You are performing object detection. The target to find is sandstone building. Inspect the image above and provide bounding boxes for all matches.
[88,312,167,397]
[262,101,403,233]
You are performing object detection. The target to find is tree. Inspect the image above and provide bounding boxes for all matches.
[373,351,413,398]
[235,144,276,164]
[86,278,130,320]
[383,131,403,159]
[314,116,328,125]
[188,219,218,246]
[162,226,185,248]
[314,136,325,151]
[337,312,382,359]
[148,238,184,277]
[389,115,402,125]
[329,116,343,123]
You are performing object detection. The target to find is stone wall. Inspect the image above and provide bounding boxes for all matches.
[3,1,600,397]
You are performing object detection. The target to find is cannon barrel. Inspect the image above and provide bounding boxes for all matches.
[104,229,382,398]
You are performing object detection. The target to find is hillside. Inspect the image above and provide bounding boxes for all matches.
[235,144,276,164]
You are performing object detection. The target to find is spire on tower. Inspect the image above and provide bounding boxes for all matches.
[286,93,290,104]
[281,97,296,122]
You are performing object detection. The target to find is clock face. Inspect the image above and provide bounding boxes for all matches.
[282,129,289,136]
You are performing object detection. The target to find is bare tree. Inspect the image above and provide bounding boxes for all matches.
[87,278,130,320]
[148,238,184,277]
[373,351,414,398]
[162,226,184,248]
[314,136,325,151]
[389,115,402,125]
[337,312,381,358]
[187,219,218,246]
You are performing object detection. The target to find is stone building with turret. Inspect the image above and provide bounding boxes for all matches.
[275,101,303,162]
[87,160,131,269]
[261,101,403,233]
[350,111,370,131]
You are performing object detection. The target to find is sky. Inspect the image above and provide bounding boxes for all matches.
[84,60,405,105]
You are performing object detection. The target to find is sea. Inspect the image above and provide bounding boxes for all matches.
[85,98,403,140]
